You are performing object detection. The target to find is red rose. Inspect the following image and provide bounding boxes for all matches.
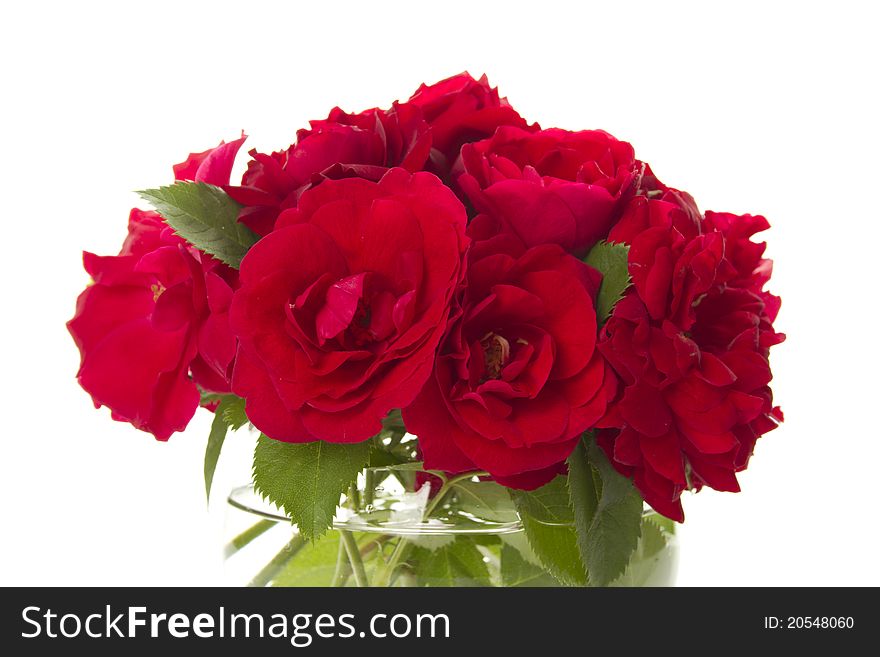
[67,138,245,440]
[636,162,701,225]
[305,103,432,174]
[458,126,639,256]
[229,168,468,443]
[227,103,431,236]
[403,232,615,489]
[597,197,784,520]
[407,72,537,173]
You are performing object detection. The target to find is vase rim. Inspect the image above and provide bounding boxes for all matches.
[228,466,663,537]
[227,477,526,536]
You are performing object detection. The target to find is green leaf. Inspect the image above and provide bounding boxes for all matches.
[500,543,560,587]
[204,395,248,502]
[410,538,492,587]
[639,516,669,559]
[583,241,631,324]
[566,438,599,567]
[366,449,409,469]
[452,480,519,524]
[567,436,643,586]
[381,408,405,433]
[499,531,543,568]
[252,435,371,541]
[610,516,675,587]
[138,181,259,268]
[510,477,586,586]
[367,424,414,469]
[221,395,248,430]
[645,512,676,535]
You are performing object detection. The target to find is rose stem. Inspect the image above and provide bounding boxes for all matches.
[331,539,352,587]
[248,534,306,587]
[374,470,488,586]
[340,530,369,587]
[223,518,276,559]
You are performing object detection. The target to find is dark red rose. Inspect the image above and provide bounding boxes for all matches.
[229,168,468,443]
[407,72,537,174]
[403,231,616,488]
[458,126,639,256]
[596,197,784,520]
[67,138,244,440]
[226,104,431,236]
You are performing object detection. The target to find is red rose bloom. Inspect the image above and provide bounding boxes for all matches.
[403,231,615,489]
[636,161,702,225]
[458,126,639,256]
[230,168,468,443]
[596,196,784,520]
[227,104,431,236]
[407,72,537,173]
[67,138,245,440]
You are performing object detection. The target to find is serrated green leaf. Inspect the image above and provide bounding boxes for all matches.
[499,531,543,568]
[500,543,560,587]
[510,477,586,586]
[566,438,599,568]
[204,395,248,502]
[407,534,457,550]
[639,516,669,559]
[252,435,371,541]
[510,476,575,524]
[583,241,631,324]
[138,181,258,268]
[221,395,248,430]
[572,437,643,586]
[452,480,519,524]
[410,538,492,587]
[610,516,675,586]
[645,512,677,535]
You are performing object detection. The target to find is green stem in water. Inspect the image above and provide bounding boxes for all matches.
[248,534,305,587]
[424,471,489,518]
[224,519,276,559]
[374,470,488,587]
[331,538,352,587]
[341,530,369,587]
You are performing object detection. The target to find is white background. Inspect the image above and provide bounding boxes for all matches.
[1,0,878,586]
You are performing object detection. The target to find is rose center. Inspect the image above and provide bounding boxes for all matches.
[151,283,165,302]
[349,300,375,346]
[305,271,407,351]
[481,332,511,380]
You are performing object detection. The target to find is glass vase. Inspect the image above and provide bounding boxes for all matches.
[223,465,678,587]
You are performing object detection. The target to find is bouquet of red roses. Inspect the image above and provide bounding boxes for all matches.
[68,73,783,587]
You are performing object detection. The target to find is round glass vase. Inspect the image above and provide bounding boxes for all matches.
[223,465,678,587]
